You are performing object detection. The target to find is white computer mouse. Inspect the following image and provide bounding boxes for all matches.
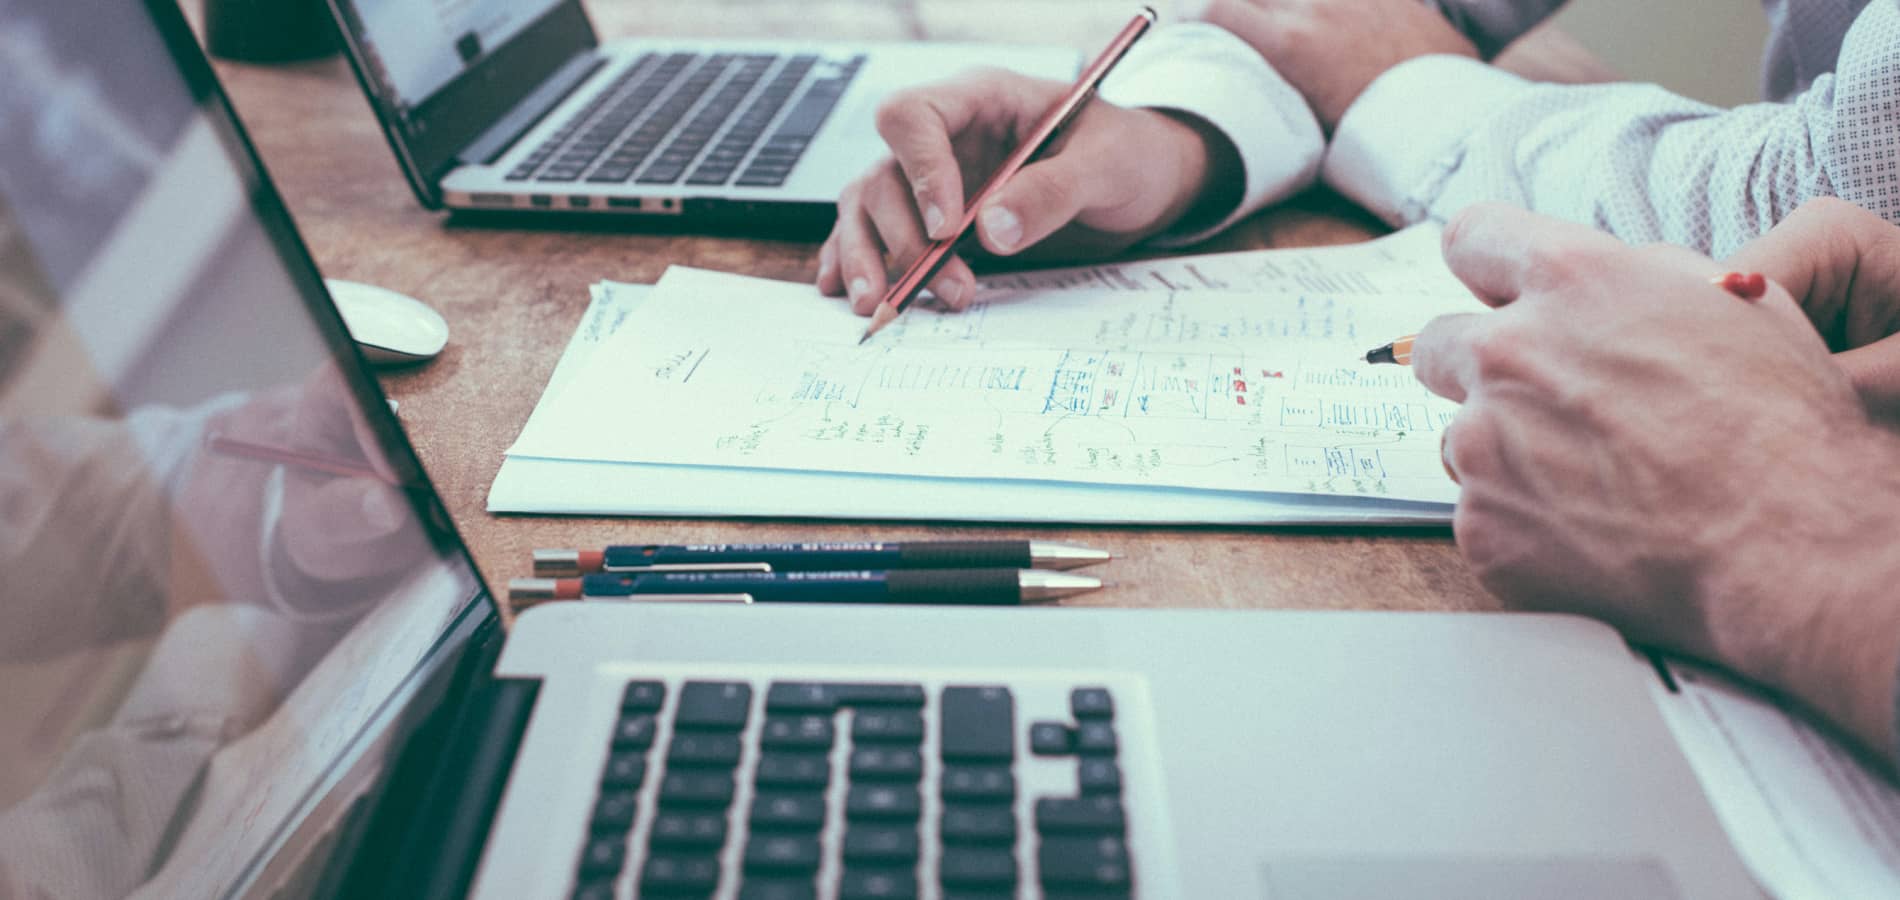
[324,279,449,365]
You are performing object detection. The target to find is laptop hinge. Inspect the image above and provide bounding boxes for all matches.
[328,616,541,900]
[460,51,607,167]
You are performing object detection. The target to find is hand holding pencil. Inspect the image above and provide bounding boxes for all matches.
[818,8,1228,331]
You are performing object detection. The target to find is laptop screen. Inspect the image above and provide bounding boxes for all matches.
[0,1,488,898]
[341,0,563,113]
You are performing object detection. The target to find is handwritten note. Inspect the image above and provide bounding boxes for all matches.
[507,227,1479,503]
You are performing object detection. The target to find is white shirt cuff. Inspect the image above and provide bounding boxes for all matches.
[1099,23,1324,246]
[1323,55,1532,226]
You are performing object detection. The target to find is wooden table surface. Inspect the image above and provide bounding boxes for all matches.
[209,1,1613,621]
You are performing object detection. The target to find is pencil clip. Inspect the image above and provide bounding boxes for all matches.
[596,593,756,605]
[605,562,775,574]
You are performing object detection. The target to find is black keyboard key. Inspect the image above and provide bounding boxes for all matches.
[734,170,788,187]
[586,167,634,183]
[601,751,647,788]
[940,892,1015,900]
[1036,797,1125,834]
[840,868,918,899]
[685,166,736,186]
[1039,835,1132,887]
[571,880,615,900]
[843,825,919,863]
[765,682,837,712]
[940,847,1017,886]
[623,681,666,710]
[660,770,736,807]
[941,804,1016,844]
[1071,687,1114,719]
[592,791,638,831]
[768,682,927,712]
[676,681,752,731]
[846,784,921,820]
[755,753,830,789]
[637,164,687,185]
[740,880,816,900]
[1075,722,1118,756]
[1078,758,1123,794]
[761,715,835,751]
[750,791,826,830]
[669,732,743,767]
[941,765,1015,802]
[850,746,923,781]
[649,811,728,848]
[577,833,626,874]
[940,687,1015,761]
[744,833,822,872]
[642,854,720,891]
[1030,722,1073,756]
[611,713,657,750]
[853,710,925,744]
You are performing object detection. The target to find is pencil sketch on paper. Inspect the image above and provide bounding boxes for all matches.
[508,232,1479,504]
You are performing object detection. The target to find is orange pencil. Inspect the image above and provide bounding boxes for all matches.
[859,7,1159,344]
[1362,272,1769,366]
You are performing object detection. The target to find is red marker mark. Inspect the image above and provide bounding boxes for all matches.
[1261,370,1284,379]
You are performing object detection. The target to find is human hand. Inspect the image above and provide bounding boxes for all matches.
[179,364,427,618]
[818,68,1231,314]
[1724,197,1900,425]
[1413,203,1900,759]
[1186,0,1479,131]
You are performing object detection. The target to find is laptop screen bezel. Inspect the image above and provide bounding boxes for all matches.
[131,0,506,891]
[325,0,598,208]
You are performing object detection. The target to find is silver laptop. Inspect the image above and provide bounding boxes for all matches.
[0,2,1761,898]
[324,0,1078,224]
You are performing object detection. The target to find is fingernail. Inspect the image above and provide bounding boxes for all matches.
[922,203,946,238]
[848,277,871,301]
[817,255,834,282]
[982,205,1022,251]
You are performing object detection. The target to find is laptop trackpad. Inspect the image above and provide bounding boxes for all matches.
[1261,856,1681,899]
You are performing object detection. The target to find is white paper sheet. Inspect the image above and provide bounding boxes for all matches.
[508,229,1479,505]
[1652,661,1900,899]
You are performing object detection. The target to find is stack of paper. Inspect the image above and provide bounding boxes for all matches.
[490,226,1483,523]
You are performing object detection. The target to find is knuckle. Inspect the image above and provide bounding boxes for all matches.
[1444,409,1499,480]
[1521,240,1601,292]
[873,92,928,137]
[1466,322,1539,383]
[1442,203,1508,254]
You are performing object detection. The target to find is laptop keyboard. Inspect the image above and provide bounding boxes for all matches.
[506,51,864,189]
[570,680,1136,899]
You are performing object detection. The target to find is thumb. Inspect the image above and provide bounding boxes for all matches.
[279,477,418,583]
[1835,335,1900,424]
[974,156,1093,256]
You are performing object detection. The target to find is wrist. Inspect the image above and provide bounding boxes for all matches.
[1706,425,1900,759]
[1141,108,1239,240]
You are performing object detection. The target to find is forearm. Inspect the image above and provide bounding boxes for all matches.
[1704,425,1900,769]
[1327,2,1900,256]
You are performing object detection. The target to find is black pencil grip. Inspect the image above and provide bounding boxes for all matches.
[896,541,1032,570]
[883,568,1023,605]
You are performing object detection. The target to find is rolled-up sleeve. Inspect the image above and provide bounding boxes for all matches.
[1100,22,1324,245]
